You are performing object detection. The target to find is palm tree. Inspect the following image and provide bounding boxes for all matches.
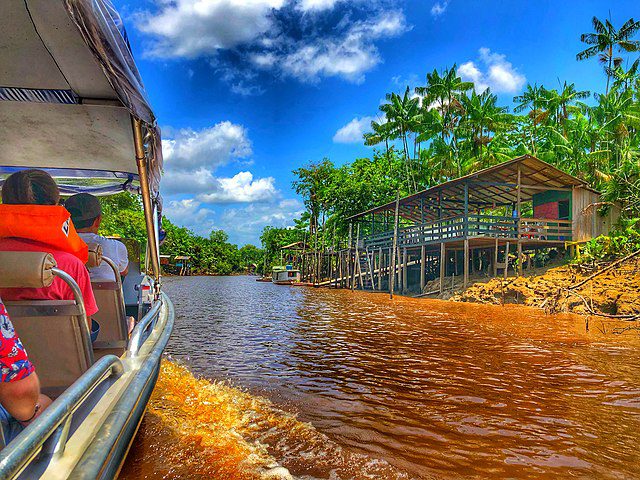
[379,87,421,191]
[576,16,640,94]
[461,88,510,162]
[415,65,473,175]
[513,84,547,154]
[542,82,590,136]
[363,117,392,158]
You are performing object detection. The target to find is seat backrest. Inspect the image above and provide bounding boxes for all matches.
[4,300,94,398]
[91,281,127,348]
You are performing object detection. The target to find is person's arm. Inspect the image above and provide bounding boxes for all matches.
[116,242,129,277]
[0,373,39,421]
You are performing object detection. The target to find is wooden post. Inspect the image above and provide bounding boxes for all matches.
[440,242,445,293]
[390,192,400,299]
[378,246,383,291]
[504,241,510,279]
[420,244,426,292]
[352,223,360,290]
[347,223,353,288]
[463,239,469,288]
[367,248,375,288]
[516,162,522,276]
[493,237,499,278]
[402,248,408,293]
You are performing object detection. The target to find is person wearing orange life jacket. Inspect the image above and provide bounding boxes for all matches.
[0,170,99,340]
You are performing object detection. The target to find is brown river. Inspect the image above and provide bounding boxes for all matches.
[119,275,640,479]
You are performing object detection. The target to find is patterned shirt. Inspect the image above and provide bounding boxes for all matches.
[0,301,35,383]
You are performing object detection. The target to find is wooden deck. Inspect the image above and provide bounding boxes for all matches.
[364,214,573,250]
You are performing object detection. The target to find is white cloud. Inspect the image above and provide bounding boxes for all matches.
[162,122,276,204]
[430,1,448,17]
[459,47,526,94]
[218,199,305,244]
[198,171,277,203]
[163,121,252,172]
[258,10,408,83]
[297,0,339,12]
[136,0,286,58]
[333,116,373,143]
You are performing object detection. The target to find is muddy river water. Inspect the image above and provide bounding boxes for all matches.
[120,275,640,479]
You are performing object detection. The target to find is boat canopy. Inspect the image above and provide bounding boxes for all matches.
[0,0,162,194]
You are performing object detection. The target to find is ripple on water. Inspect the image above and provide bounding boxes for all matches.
[120,276,640,480]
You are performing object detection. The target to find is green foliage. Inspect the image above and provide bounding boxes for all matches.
[272,16,640,257]
[98,193,263,275]
[577,218,640,263]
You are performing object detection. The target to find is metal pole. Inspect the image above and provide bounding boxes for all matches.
[133,118,160,282]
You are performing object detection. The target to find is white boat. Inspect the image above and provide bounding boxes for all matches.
[272,266,302,285]
[0,1,173,478]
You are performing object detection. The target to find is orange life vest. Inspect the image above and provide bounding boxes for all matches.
[0,204,88,263]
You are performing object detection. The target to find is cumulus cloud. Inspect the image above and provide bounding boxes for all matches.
[333,116,373,143]
[257,11,408,83]
[162,122,276,204]
[135,0,286,58]
[163,122,252,172]
[218,199,305,244]
[430,1,448,17]
[459,47,526,94]
[297,0,339,12]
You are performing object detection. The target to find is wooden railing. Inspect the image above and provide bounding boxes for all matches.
[364,215,572,249]
[519,218,573,241]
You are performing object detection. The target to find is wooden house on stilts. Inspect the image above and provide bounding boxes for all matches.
[332,155,619,294]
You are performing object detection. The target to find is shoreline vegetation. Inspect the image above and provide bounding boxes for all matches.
[103,15,640,329]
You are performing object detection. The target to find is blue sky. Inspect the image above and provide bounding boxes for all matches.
[112,0,639,245]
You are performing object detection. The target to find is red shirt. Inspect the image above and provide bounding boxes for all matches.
[0,238,98,319]
[0,301,34,382]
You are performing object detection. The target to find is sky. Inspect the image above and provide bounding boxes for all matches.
[111,0,638,246]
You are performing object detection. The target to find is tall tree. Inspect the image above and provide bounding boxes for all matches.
[576,16,640,94]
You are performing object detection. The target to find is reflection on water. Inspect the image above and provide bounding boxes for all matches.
[120,276,640,479]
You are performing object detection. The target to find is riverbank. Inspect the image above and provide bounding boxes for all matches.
[447,256,640,324]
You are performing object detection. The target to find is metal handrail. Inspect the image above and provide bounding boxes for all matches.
[127,298,163,357]
[51,267,94,363]
[0,355,124,476]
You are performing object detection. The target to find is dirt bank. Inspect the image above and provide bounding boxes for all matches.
[444,258,640,319]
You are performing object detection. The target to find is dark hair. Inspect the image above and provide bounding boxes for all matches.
[2,169,60,205]
[71,216,99,230]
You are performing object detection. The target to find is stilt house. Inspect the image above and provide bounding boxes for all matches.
[344,155,619,294]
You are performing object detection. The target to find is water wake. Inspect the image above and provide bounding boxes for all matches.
[120,360,412,480]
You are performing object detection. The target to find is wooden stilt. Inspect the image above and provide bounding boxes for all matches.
[347,223,353,289]
[378,246,383,291]
[352,224,360,290]
[463,239,469,288]
[390,192,400,299]
[504,241,510,279]
[493,237,498,278]
[420,244,426,292]
[517,242,523,277]
[402,248,408,294]
[440,242,445,293]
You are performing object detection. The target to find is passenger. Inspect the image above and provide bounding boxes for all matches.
[65,193,129,282]
[0,298,52,443]
[0,170,98,333]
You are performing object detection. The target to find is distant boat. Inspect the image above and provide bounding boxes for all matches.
[256,276,272,282]
[272,265,301,285]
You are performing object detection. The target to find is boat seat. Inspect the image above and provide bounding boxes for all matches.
[91,255,128,356]
[0,251,94,398]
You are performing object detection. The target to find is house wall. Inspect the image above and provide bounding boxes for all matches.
[533,190,572,219]
[572,187,621,242]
